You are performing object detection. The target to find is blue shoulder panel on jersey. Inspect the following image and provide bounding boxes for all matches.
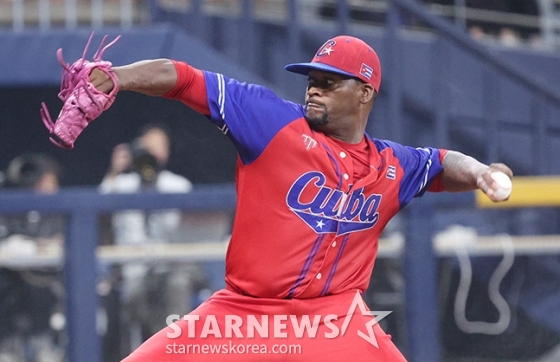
[204,71,305,165]
[374,139,444,209]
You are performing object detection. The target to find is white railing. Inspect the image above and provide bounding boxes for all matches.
[2,0,141,30]
[0,0,556,50]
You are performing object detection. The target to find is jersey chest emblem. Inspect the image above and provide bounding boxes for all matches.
[301,134,318,150]
[286,171,382,235]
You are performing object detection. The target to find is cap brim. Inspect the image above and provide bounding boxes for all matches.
[284,62,356,78]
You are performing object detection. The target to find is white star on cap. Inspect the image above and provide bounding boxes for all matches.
[323,46,334,55]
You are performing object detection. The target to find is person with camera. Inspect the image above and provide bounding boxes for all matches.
[99,124,208,356]
[102,123,191,194]
[100,123,192,243]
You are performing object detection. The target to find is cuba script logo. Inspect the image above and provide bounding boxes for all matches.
[286,172,381,235]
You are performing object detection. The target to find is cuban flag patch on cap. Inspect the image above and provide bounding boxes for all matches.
[360,63,373,79]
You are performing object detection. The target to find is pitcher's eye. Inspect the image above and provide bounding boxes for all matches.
[307,77,336,90]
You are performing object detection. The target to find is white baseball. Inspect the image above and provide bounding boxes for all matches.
[490,171,512,201]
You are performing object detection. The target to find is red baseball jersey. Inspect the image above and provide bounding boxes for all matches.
[166,62,446,300]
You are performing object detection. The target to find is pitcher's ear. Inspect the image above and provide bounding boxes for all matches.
[360,83,376,105]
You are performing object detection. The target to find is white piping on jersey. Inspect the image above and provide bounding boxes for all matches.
[217,73,225,118]
[337,192,349,218]
[417,147,433,194]
[217,73,229,135]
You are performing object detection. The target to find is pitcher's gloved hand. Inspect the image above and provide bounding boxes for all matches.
[40,32,120,149]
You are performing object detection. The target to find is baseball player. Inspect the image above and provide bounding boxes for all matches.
[42,35,512,361]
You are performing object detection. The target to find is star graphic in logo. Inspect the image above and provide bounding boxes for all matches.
[315,220,325,229]
[340,291,392,348]
[322,46,334,55]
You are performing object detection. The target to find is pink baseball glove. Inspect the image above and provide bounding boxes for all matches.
[41,32,121,149]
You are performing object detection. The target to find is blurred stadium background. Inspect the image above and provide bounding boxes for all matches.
[1,0,560,361]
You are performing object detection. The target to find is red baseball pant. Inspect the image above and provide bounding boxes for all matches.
[121,288,407,361]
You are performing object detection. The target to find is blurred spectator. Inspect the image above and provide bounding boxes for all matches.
[431,0,540,40]
[317,0,541,46]
[2,153,65,240]
[469,25,487,41]
[0,153,65,362]
[100,123,193,244]
[499,27,522,47]
[5,153,61,193]
[99,124,209,356]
